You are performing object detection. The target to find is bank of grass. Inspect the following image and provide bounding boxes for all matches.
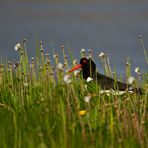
[0,39,148,148]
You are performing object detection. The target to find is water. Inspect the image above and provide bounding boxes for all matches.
[0,0,148,75]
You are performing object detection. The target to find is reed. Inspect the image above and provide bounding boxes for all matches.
[0,39,147,148]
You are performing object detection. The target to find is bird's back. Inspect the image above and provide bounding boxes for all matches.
[95,72,127,90]
[95,72,143,94]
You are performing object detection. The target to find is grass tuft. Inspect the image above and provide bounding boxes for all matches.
[0,39,148,147]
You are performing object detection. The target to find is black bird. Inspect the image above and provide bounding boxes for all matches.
[68,57,143,94]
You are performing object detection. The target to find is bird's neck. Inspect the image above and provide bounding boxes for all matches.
[82,70,96,80]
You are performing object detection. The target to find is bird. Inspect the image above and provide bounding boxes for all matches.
[68,57,143,94]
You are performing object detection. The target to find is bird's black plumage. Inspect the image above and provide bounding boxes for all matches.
[70,57,143,94]
[80,58,128,90]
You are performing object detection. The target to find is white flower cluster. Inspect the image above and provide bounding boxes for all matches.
[84,95,92,103]
[81,48,85,53]
[87,77,93,82]
[63,74,72,84]
[14,43,21,51]
[127,76,135,85]
[135,67,141,74]
[98,52,105,58]
[57,63,64,71]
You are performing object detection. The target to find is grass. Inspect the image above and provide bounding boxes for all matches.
[0,38,148,148]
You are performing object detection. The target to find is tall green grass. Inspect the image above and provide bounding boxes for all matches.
[0,38,148,148]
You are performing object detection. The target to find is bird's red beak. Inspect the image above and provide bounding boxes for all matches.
[68,64,82,73]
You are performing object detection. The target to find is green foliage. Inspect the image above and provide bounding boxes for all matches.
[0,40,148,148]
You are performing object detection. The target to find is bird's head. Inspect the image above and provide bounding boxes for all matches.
[68,57,96,79]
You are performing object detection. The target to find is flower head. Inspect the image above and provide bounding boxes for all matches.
[127,76,135,85]
[87,77,93,82]
[63,74,72,84]
[79,110,86,116]
[135,67,140,74]
[84,95,92,103]
[73,59,78,66]
[57,63,64,71]
[138,34,142,39]
[81,48,85,53]
[74,70,80,76]
[53,54,58,59]
[14,43,21,51]
[98,52,105,58]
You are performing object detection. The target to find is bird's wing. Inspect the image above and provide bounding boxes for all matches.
[96,73,128,90]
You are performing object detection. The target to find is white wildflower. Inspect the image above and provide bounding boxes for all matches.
[46,53,49,56]
[73,59,78,65]
[129,86,133,91]
[135,67,140,74]
[87,77,93,82]
[98,52,105,58]
[126,62,130,66]
[81,48,85,53]
[63,74,72,84]
[57,63,64,70]
[127,76,135,85]
[138,34,142,39]
[74,70,80,76]
[14,43,21,51]
[53,54,57,59]
[84,95,92,103]
[99,90,105,94]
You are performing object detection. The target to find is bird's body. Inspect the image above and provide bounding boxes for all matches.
[68,57,143,94]
[95,72,127,90]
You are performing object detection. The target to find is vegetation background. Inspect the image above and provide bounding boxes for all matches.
[0,0,148,147]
